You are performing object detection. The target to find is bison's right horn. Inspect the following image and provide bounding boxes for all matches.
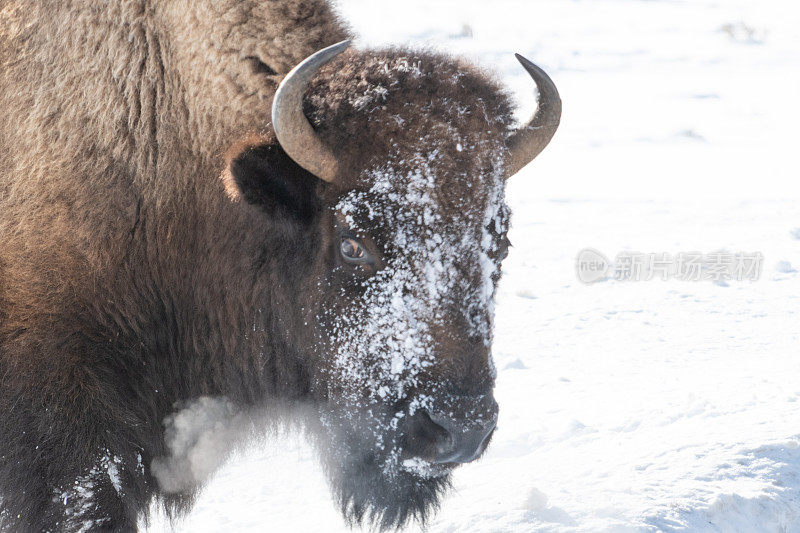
[272,40,351,183]
[506,54,562,178]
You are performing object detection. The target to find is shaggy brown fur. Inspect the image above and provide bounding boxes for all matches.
[0,1,516,531]
[0,2,347,530]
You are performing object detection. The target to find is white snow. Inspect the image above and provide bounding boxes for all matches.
[147,0,800,531]
[56,452,125,532]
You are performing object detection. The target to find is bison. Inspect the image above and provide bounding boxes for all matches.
[0,1,560,531]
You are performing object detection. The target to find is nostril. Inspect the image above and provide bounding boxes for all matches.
[427,410,497,465]
[400,397,499,465]
[427,412,458,436]
[425,413,459,457]
[401,410,452,462]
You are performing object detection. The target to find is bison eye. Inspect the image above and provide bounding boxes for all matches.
[340,237,368,263]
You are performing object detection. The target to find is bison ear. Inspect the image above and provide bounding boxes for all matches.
[222,135,322,223]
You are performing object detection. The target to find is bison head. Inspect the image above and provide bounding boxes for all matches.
[222,42,560,529]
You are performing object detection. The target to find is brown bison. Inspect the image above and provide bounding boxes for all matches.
[0,1,560,531]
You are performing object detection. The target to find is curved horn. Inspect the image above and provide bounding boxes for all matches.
[272,40,351,182]
[506,54,562,177]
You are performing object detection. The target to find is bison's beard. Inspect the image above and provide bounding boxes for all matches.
[328,442,452,530]
[307,404,453,531]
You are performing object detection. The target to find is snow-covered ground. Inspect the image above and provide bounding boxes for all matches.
[149,0,800,531]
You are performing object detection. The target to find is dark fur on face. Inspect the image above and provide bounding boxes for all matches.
[304,405,454,530]
[305,48,515,188]
[292,48,514,529]
[0,3,514,531]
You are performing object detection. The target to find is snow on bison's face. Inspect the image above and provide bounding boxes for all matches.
[312,148,508,528]
[223,42,559,528]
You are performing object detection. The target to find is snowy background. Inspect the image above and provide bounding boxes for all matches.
[149,0,800,531]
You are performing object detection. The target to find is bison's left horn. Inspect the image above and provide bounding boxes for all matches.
[272,40,351,183]
[506,54,562,178]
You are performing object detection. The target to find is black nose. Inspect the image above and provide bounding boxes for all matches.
[428,407,498,463]
[403,397,498,464]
